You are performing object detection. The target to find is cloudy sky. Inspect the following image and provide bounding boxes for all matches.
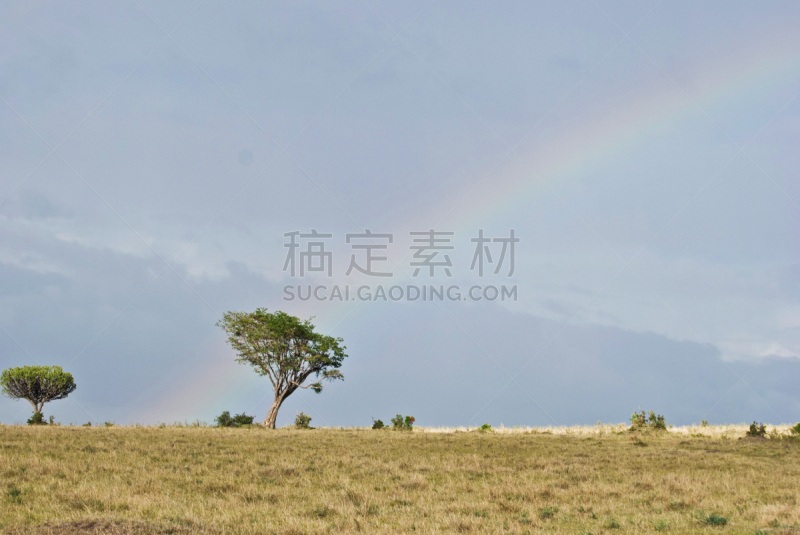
[1,1,799,427]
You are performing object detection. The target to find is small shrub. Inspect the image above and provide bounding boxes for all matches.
[294,412,312,428]
[629,410,666,431]
[233,413,254,426]
[7,487,22,504]
[630,411,647,429]
[104,421,114,427]
[746,422,766,437]
[480,423,492,432]
[701,513,728,526]
[648,411,666,430]
[789,423,800,436]
[82,422,92,427]
[605,518,621,529]
[701,420,708,427]
[372,419,385,430]
[216,411,234,427]
[27,412,46,425]
[654,519,668,531]
[215,411,256,428]
[48,415,56,425]
[538,506,558,519]
[391,414,415,431]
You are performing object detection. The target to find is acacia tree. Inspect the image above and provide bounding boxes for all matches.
[1,366,77,419]
[217,309,346,428]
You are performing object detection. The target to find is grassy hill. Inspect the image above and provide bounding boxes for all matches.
[1,424,798,534]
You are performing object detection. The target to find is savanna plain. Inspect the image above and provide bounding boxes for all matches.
[1,424,798,534]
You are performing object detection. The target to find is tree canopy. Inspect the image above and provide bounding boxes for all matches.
[1,365,77,415]
[217,309,347,428]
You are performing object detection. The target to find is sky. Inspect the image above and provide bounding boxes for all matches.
[1,1,799,427]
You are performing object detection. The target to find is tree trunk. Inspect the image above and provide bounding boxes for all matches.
[263,394,285,429]
[263,381,301,428]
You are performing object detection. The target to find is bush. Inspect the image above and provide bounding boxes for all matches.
[216,411,233,427]
[701,513,728,526]
[295,412,312,428]
[372,419,385,430]
[215,411,255,428]
[480,423,492,432]
[234,413,255,426]
[27,412,46,425]
[746,422,767,437]
[790,423,800,436]
[630,411,646,429]
[629,410,666,431]
[648,411,666,430]
[391,414,415,431]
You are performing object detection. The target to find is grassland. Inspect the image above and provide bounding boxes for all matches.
[1,424,798,534]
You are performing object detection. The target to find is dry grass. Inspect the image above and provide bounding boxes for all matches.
[420,423,798,438]
[1,424,798,534]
